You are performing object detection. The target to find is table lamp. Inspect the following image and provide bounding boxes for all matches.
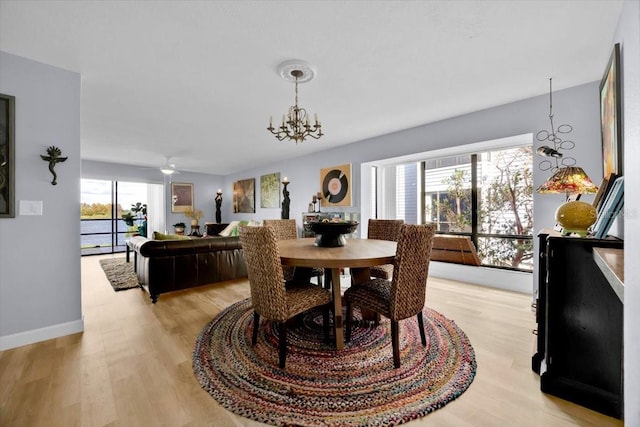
[536,166,598,236]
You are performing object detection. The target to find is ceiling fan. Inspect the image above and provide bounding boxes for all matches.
[159,156,180,175]
[160,163,178,175]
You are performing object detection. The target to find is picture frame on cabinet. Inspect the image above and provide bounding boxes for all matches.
[593,172,619,214]
[591,176,624,239]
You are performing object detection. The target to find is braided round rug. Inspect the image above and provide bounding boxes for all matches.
[193,298,476,427]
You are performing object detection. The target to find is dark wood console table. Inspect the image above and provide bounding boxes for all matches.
[532,229,624,419]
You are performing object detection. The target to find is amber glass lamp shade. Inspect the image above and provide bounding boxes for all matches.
[536,167,598,195]
[537,166,598,236]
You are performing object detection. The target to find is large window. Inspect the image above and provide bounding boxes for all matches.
[376,145,533,271]
[80,179,150,256]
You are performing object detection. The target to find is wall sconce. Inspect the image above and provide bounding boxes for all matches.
[281,177,290,219]
[215,189,223,224]
[40,146,67,185]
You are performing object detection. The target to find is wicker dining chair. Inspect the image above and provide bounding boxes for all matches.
[264,219,324,287]
[367,219,404,280]
[344,223,436,368]
[238,224,332,369]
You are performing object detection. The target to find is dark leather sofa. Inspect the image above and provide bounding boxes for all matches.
[128,231,247,303]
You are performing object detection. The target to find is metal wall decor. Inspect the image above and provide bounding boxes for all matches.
[40,146,68,185]
[536,78,576,172]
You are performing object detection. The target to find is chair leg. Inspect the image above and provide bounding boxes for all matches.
[279,322,287,369]
[323,305,330,343]
[417,311,427,346]
[345,300,353,343]
[252,311,260,345]
[391,320,400,368]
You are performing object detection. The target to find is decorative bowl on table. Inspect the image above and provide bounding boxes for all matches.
[308,220,359,247]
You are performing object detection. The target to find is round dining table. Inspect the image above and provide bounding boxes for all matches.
[278,237,397,350]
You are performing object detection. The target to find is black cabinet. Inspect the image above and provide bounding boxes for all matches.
[532,231,623,419]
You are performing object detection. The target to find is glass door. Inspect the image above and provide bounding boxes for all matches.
[81,179,149,256]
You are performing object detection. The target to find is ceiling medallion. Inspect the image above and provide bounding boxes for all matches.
[267,60,323,143]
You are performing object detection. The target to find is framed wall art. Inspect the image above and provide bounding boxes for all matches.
[260,172,280,208]
[0,93,15,218]
[599,43,623,178]
[233,178,255,213]
[320,163,352,207]
[171,182,194,213]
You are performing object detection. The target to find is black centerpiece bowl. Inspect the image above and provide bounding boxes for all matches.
[308,221,359,247]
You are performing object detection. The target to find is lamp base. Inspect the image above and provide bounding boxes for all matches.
[555,201,597,237]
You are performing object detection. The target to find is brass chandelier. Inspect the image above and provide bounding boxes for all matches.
[267,60,323,143]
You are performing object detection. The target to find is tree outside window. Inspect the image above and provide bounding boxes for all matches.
[422,146,533,271]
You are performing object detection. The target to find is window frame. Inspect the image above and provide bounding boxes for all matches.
[370,135,534,272]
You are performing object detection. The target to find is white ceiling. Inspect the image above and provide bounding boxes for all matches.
[0,0,623,175]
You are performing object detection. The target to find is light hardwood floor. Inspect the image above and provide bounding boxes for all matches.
[0,254,623,427]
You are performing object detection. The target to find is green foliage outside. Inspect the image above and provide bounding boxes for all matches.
[434,147,533,270]
[478,147,533,269]
[80,203,122,219]
[435,169,472,232]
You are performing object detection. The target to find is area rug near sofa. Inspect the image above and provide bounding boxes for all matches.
[99,258,139,291]
[193,298,476,427]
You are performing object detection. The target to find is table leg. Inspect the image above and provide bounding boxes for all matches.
[126,241,131,263]
[330,268,344,350]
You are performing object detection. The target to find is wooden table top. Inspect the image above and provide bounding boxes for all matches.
[278,238,396,269]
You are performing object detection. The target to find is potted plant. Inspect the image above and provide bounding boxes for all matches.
[130,202,148,237]
[184,207,204,227]
[121,211,139,237]
[122,211,136,227]
[173,222,186,235]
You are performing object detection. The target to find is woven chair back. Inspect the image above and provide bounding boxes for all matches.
[263,219,298,281]
[368,219,404,242]
[263,219,298,240]
[238,225,288,322]
[390,223,437,320]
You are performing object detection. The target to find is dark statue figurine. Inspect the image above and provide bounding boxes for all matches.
[40,146,67,185]
[215,192,222,224]
[281,182,290,220]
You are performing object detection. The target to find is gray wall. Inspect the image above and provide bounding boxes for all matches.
[615,0,639,423]
[0,52,82,349]
[221,81,606,291]
[82,159,226,231]
[1,4,637,413]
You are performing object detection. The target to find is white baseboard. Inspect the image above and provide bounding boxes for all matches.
[429,261,533,294]
[0,318,84,351]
